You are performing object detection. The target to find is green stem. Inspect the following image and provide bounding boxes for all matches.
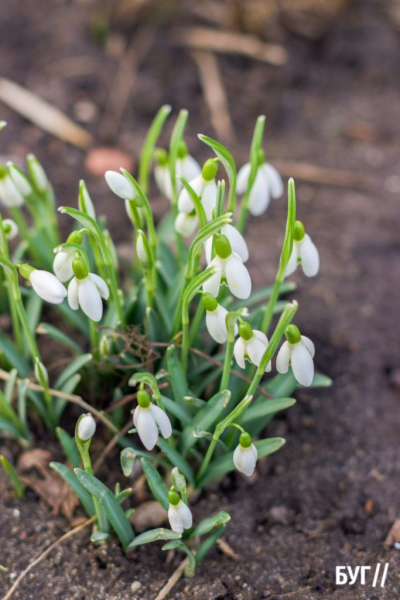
[260,277,282,335]
[79,443,109,533]
[189,301,204,344]
[219,338,234,392]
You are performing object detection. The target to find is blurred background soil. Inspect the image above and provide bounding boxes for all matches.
[1,0,400,598]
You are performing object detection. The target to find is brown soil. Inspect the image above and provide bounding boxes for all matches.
[1,1,400,598]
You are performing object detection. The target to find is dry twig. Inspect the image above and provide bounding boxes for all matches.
[154,557,190,600]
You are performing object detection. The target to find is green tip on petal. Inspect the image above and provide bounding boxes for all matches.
[137,389,151,408]
[239,321,253,341]
[18,264,35,280]
[202,292,218,312]
[168,489,180,506]
[214,234,232,259]
[239,432,252,448]
[293,220,305,242]
[72,257,88,280]
[202,158,218,181]
[285,324,301,344]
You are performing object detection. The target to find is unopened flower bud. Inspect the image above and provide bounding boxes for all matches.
[27,154,48,193]
[136,230,152,270]
[77,414,96,441]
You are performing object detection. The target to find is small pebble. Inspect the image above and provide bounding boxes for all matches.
[131,581,141,593]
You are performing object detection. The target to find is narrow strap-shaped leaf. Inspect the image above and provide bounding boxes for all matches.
[161,395,192,427]
[166,345,192,407]
[162,539,196,575]
[198,134,237,212]
[50,462,94,516]
[138,104,171,193]
[157,438,195,486]
[242,398,296,427]
[4,368,18,403]
[126,528,180,549]
[0,331,30,376]
[74,468,135,548]
[36,323,83,355]
[0,455,25,497]
[56,428,81,468]
[189,511,231,538]
[181,390,230,455]
[141,458,169,510]
[195,525,226,567]
[54,353,92,390]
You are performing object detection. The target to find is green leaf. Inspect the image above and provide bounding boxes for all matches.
[141,458,169,510]
[198,134,236,212]
[56,428,80,468]
[166,345,192,408]
[189,511,231,538]
[54,353,92,390]
[127,528,180,549]
[195,525,226,567]
[242,397,296,426]
[227,281,296,310]
[157,438,195,486]
[74,468,135,548]
[0,391,24,436]
[181,390,230,455]
[308,373,333,388]
[4,368,17,403]
[91,531,110,544]
[0,455,25,497]
[115,488,132,505]
[120,447,137,477]
[54,374,82,422]
[161,395,192,426]
[26,293,43,335]
[138,104,171,193]
[50,462,95,516]
[36,323,83,355]
[199,437,285,487]
[0,331,30,376]
[162,539,196,575]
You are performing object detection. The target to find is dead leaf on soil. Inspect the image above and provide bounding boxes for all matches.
[384,519,400,546]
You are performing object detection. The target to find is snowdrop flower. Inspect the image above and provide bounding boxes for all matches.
[237,150,283,216]
[154,144,201,200]
[168,490,193,534]
[136,230,153,270]
[53,231,83,283]
[0,166,24,207]
[204,224,249,264]
[285,220,319,278]
[178,159,218,221]
[133,390,172,451]
[27,154,49,194]
[233,432,258,476]
[105,170,136,200]
[234,322,271,372]
[203,234,251,300]
[276,324,315,387]
[19,265,67,304]
[2,219,18,241]
[202,293,236,344]
[77,414,96,442]
[7,162,33,198]
[175,211,198,238]
[68,258,109,322]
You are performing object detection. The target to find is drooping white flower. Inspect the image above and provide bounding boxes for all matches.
[204,224,249,264]
[237,152,283,216]
[68,258,109,322]
[54,251,75,283]
[154,146,201,200]
[234,322,271,372]
[168,490,193,533]
[2,219,18,240]
[135,229,153,269]
[175,212,198,238]
[178,159,218,221]
[26,268,67,304]
[233,433,258,476]
[203,234,251,300]
[285,221,319,278]
[0,171,24,207]
[27,154,49,193]
[7,162,33,198]
[77,414,96,441]
[105,170,135,200]
[133,390,172,451]
[276,324,315,387]
[201,293,234,344]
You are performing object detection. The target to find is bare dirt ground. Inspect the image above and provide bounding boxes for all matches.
[1,1,400,598]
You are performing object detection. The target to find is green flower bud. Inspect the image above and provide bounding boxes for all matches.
[257,149,266,166]
[168,489,181,506]
[285,324,301,345]
[154,148,168,166]
[239,321,253,341]
[202,159,218,182]
[34,358,49,388]
[239,432,252,448]
[27,154,48,194]
[136,230,153,270]
[293,220,305,242]
[177,141,187,159]
[171,467,186,493]
[18,264,35,280]
[214,234,232,259]
[137,389,151,408]
[72,257,88,280]
[67,230,83,245]
[202,292,218,312]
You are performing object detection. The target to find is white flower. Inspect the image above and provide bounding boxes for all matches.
[204,252,251,300]
[53,251,75,283]
[237,160,283,216]
[154,151,200,200]
[105,171,135,200]
[168,499,193,533]
[2,219,18,240]
[29,269,67,304]
[276,333,315,387]
[8,163,32,197]
[178,174,217,221]
[27,154,48,193]
[205,302,231,344]
[0,175,24,207]
[285,230,319,278]
[175,212,198,238]
[78,414,96,441]
[204,224,249,264]
[233,436,258,477]
[178,154,201,183]
[133,395,172,451]
[234,323,271,372]
[68,273,109,322]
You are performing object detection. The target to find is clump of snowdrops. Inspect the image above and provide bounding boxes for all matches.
[0,109,329,572]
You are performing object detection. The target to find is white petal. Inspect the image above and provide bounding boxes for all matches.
[262,163,284,198]
[236,163,251,194]
[176,501,193,529]
[206,309,227,344]
[149,404,172,439]
[201,180,217,221]
[180,155,201,182]
[301,335,315,358]
[204,237,213,264]
[203,258,222,297]
[168,505,183,533]
[78,415,96,441]
[78,277,103,322]
[248,170,270,216]
[133,405,139,429]
[246,336,267,367]
[105,171,135,200]
[249,331,271,372]
[177,175,203,214]
[240,446,257,476]
[222,224,249,263]
[225,254,251,299]
[175,212,198,237]
[253,330,268,345]
[0,177,24,207]
[30,270,67,304]
[89,273,110,300]
[68,277,79,310]
[234,338,246,369]
[233,445,244,472]
[53,252,74,283]
[291,342,314,387]
[299,235,320,277]
[285,244,299,277]
[136,408,158,450]
[276,341,291,374]
[154,165,171,199]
